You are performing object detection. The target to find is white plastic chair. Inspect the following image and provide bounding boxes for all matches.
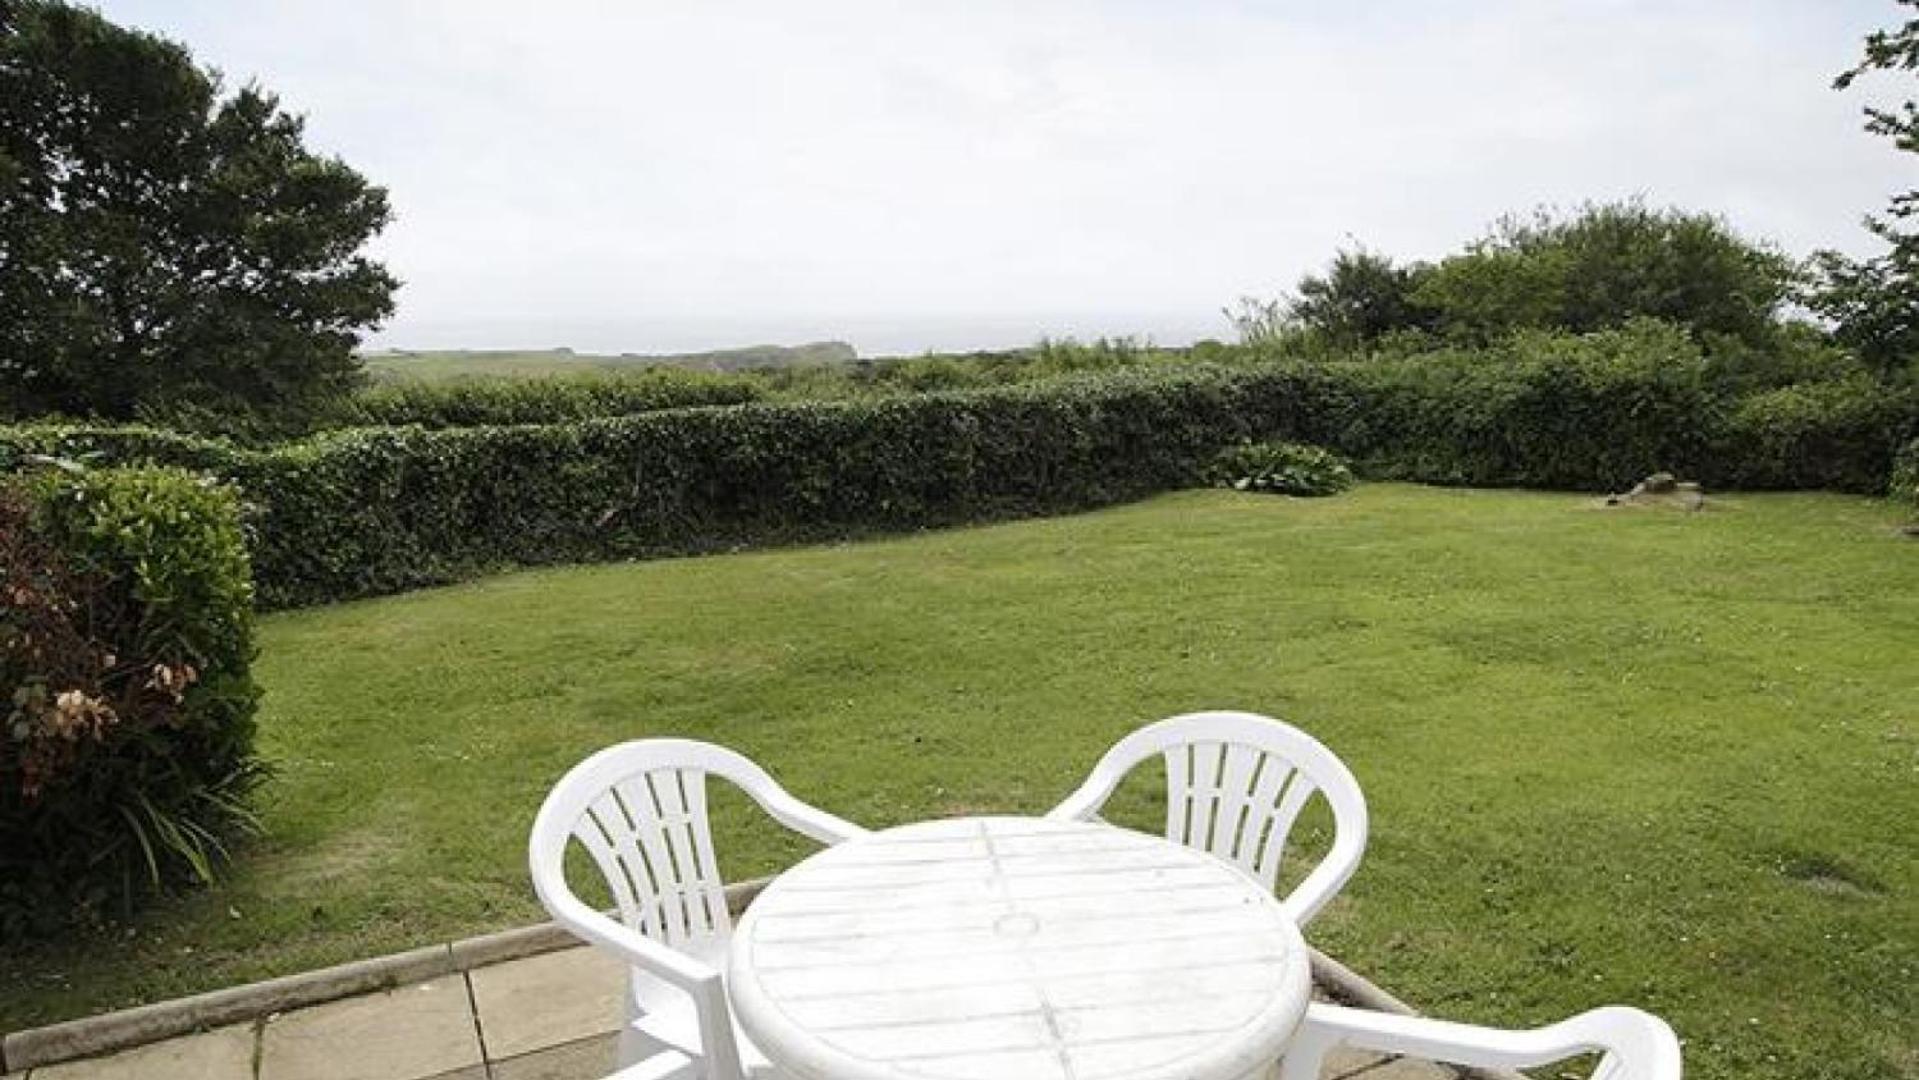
[1279,1003,1682,1080]
[529,738,867,1080]
[1047,710,1367,924]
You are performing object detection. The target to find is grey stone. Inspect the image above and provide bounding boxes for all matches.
[490,1033,618,1080]
[470,946,626,1060]
[258,976,480,1080]
[26,1024,254,1080]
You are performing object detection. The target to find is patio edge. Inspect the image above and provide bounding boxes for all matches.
[7,879,1514,1080]
[0,878,769,1074]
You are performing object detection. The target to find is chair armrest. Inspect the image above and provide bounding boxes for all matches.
[1045,770,1121,822]
[541,889,719,990]
[545,892,748,1078]
[757,787,869,845]
[1281,1003,1681,1080]
[1280,821,1365,925]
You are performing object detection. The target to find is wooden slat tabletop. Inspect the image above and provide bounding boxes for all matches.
[728,816,1312,1080]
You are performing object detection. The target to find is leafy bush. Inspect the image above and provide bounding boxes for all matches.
[1705,376,1919,492]
[1411,201,1796,348]
[1329,319,1720,488]
[1232,248,1438,353]
[1,467,262,938]
[1206,441,1355,495]
[319,369,765,430]
[129,368,768,441]
[1888,437,1919,514]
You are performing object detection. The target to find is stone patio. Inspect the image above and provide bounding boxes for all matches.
[2,945,1446,1080]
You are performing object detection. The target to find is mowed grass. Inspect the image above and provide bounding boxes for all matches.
[6,486,1915,1079]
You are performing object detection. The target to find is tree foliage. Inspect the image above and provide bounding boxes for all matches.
[1804,0,1919,377]
[1412,201,1796,348]
[1285,248,1437,351]
[0,0,397,421]
[1237,205,1795,357]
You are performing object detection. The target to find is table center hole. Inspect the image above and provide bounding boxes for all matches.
[993,912,1041,938]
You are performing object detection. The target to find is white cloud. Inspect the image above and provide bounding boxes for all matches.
[92,0,1914,354]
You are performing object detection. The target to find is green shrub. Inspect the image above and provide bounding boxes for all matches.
[1,467,262,938]
[1705,376,1919,492]
[1329,319,1719,488]
[0,424,240,473]
[1891,438,1919,514]
[1206,441,1355,495]
[323,369,765,430]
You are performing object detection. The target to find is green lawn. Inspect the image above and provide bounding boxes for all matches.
[6,486,1915,1079]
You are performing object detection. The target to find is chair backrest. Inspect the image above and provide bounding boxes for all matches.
[1050,710,1367,924]
[529,738,799,949]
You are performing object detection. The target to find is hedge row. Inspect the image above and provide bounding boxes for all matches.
[1893,437,1919,516]
[4,348,1914,609]
[321,368,765,430]
[2,468,262,937]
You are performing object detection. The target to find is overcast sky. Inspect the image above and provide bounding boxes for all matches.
[93,1,1915,356]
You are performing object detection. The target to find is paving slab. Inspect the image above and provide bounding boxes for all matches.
[1347,1055,1454,1079]
[469,945,625,1060]
[489,1032,619,1080]
[259,976,481,1080]
[1320,1046,1392,1078]
[25,1023,254,1080]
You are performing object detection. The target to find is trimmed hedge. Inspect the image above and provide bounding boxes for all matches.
[321,369,765,430]
[1706,377,1919,493]
[4,342,1914,609]
[2,467,262,937]
[1324,321,1720,488]
[1893,437,1919,516]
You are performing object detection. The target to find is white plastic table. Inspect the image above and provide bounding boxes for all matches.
[727,815,1313,1080]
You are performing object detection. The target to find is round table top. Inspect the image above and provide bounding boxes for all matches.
[727,815,1312,1080]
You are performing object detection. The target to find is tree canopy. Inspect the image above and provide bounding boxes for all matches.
[1413,202,1795,349]
[1249,202,1796,355]
[1804,0,1919,377]
[0,0,397,421]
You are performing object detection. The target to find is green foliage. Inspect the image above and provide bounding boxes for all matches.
[1411,201,1797,348]
[1806,3,1919,378]
[1331,319,1723,488]
[330,370,764,429]
[0,0,395,422]
[1708,376,1919,492]
[1,467,262,939]
[1255,247,1438,352]
[782,337,1168,399]
[1891,437,1919,513]
[1803,249,1919,377]
[1205,440,1355,496]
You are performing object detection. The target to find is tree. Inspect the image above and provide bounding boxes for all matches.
[1286,247,1437,350]
[1412,201,1796,349]
[1225,247,1437,354]
[1804,1,1919,377]
[0,0,397,421]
